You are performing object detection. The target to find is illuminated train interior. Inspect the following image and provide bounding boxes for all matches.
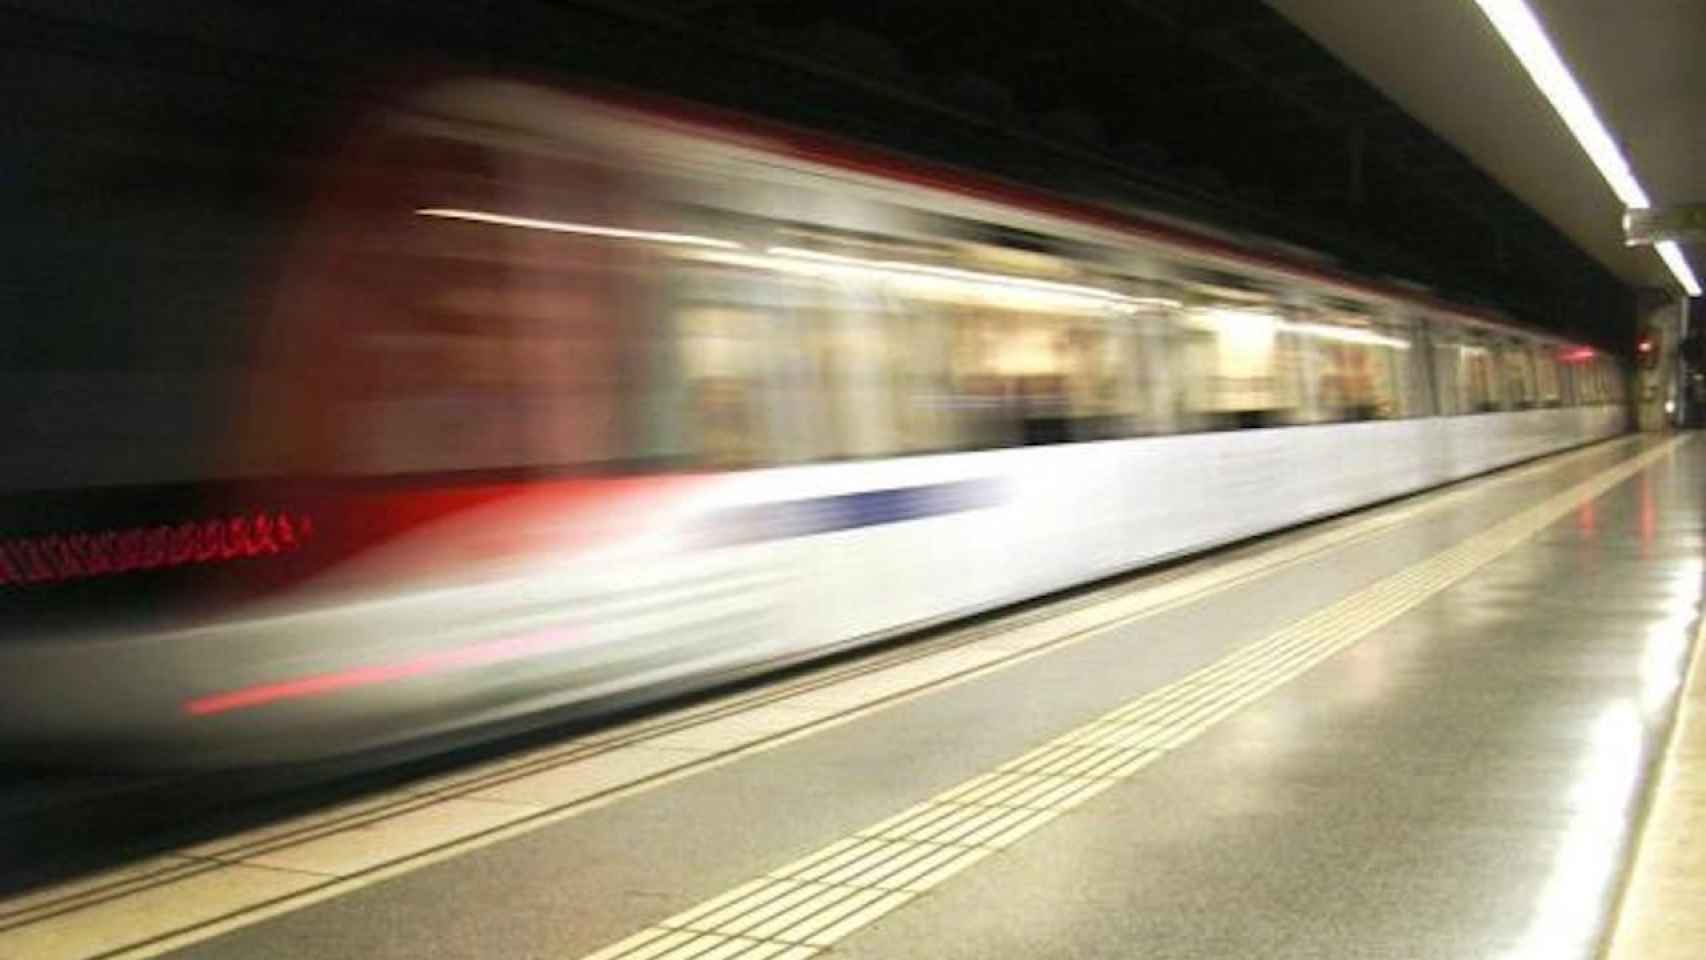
[0,78,1627,768]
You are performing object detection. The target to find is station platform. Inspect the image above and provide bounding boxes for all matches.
[3,434,1704,960]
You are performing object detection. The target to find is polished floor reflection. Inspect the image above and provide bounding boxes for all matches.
[4,437,1701,960]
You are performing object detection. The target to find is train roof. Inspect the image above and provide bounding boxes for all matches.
[414,76,1589,350]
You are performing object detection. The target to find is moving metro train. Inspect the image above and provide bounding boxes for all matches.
[0,74,1627,767]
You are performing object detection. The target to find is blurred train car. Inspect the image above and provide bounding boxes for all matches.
[0,70,1628,768]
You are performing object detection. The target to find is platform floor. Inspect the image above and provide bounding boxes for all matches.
[3,434,1703,960]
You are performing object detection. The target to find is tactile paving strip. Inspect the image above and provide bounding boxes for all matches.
[577,437,1686,959]
[0,439,1653,960]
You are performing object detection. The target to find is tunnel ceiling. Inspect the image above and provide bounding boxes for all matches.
[1274,0,1706,296]
[577,0,1638,349]
[2,0,1641,349]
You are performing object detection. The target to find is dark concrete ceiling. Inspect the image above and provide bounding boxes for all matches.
[3,0,1663,346]
[1269,0,1705,294]
[598,0,1642,345]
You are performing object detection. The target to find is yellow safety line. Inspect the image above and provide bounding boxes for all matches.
[575,437,1686,960]
[0,438,1653,959]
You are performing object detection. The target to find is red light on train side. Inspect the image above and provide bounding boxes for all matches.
[0,512,314,586]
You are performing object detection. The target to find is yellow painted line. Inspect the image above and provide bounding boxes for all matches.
[1603,565,1706,960]
[0,438,1652,959]
[570,437,1686,960]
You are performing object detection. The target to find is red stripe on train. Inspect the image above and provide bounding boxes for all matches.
[184,627,583,716]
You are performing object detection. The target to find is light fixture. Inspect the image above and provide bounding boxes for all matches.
[1656,241,1703,297]
[1474,0,1699,297]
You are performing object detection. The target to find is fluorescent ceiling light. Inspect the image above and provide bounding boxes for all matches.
[1474,0,1647,208]
[1656,241,1703,297]
[1474,0,1699,297]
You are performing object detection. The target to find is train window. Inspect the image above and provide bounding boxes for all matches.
[1534,348,1563,407]
[1599,359,1617,404]
[675,303,770,468]
[1455,332,1500,412]
[589,209,1171,467]
[891,244,1148,448]
[1430,330,1464,416]
[1175,298,1290,430]
[883,293,958,454]
[1400,315,1436,416]
[1287,303,1407,422]
[1563,351,1611,406]
[1064,306,1149,439]
[1569,356,1595,405]
[652,218,951,466]
[945,307,1030,448]
[1500,340,1539,410]
[1129,300,1180,435]
[771,292,847,464]
[810,286,903,460]
[1569,361,1596,405]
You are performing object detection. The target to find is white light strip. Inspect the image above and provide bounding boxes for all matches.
[1475,1,1700,297]
[695,249,1105,313]
[1656,241,1703,297]
[1474,0,1648,208]
[416,208,744,250]
[1280,320,1411,350]
[765,246,1178,310]
[1202,307,1277,327]
[731,245,1182,313]
[1195,309,1411,350]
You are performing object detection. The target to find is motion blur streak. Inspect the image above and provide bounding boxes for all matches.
[183,628,583,717]
[761,245,1151,310]
[1278,320,1410,350]
[414,208,743,249]
[0,73,1630,768]
[1475,0,1700,297]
